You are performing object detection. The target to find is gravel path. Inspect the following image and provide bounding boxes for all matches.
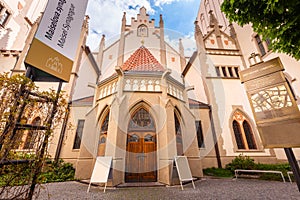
[36,178,300,200]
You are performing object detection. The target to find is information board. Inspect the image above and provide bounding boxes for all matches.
[25,0,88,82]
[240,57,300,148]
[174,156,195,190]
[87,156,112,193]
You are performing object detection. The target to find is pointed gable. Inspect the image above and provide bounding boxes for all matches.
[121,46,165,72]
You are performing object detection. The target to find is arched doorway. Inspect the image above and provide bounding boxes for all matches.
[125,108,157,182]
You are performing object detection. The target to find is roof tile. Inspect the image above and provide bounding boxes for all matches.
[121,46,165,72]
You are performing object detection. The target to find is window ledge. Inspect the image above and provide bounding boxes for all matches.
[236,149,265,153]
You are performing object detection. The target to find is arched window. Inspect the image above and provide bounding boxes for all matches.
[128,134,139,142]
[243,121,257,149]
[232,111,258,150]
[233,120,245,149]
[137,24,148,37]
[24,117,41,149]
[101,112,109,134]
[97,111,110,156]
[128,108,155,132]
[174,112,183,155]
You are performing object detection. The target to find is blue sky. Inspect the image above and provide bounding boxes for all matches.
[86,0,200,55]
[149,0,199,37]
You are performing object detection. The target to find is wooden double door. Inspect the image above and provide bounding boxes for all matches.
[125,132,157,182]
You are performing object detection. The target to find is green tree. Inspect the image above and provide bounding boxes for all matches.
[221,0,300,60]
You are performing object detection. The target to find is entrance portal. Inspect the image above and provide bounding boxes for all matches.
[125,108,157,182]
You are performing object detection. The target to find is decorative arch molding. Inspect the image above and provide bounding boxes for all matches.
[97,104,110,124]
[128,100,159,131]
[128,101,156,132]
[97,105,110,156]
[174,107,184,155]
[129,100,152,116]
[27,110,44,124]
[174,106,186,126]
[23,116,42,150]
[137,24,148,37]
[229,108,263,152]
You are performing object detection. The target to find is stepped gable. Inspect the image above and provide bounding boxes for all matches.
[121,46,164,72]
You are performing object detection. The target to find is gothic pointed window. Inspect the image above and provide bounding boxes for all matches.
[232,111,258,150]
[174,112,183,155]
[255,35,266,56]
[24,117,41,149]
[128,108,155,132]
[243,121,257,149]
[97,110,110,155]
[101,112,109,134]
[233,120,245,149]
[73,119,85,149]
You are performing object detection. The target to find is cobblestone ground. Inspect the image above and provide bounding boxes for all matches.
[37,178,300,200]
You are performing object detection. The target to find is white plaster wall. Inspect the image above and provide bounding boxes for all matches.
[72,53,98,101]
[0,56,17,73]
[184,58,208,104]
[101,42,118,80]
[208,55,245,69]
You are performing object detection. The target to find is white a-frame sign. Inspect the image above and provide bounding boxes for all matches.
[87,156,112,193]
[174,156,196,190]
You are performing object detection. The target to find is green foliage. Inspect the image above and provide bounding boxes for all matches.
[40,159,75,183]
[205,155,291,181]
[221,0,300,60]
[225,154,256,173]
[203,167,233,177]
[0,158,75,186]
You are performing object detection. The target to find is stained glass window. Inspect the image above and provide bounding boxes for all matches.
[128,108,155,131]
[101,113,109,134]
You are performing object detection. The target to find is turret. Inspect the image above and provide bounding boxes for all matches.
[179,38,186,72]
[117,12,126,67]
[209,10,223,48]
[159,14,167,68]
[97,34,105,72]
[194,20,205,52]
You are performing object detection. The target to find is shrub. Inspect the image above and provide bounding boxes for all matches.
[40,159,75,183]
[203,167,233,177]
[225,154,256,173]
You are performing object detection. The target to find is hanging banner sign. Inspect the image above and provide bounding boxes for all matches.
[25,0,89,82]
[240,57,300,148]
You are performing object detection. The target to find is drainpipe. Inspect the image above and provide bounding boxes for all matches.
[54,102,71,162]
[208,105,222,168]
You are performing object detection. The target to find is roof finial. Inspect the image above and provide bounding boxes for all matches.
[141,37,145,45]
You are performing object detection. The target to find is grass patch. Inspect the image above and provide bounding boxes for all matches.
[203,155,291,181]
[203,167,233,178]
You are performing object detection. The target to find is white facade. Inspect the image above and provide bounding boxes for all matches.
[197,0,300,161]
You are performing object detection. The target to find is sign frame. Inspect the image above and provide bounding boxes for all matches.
[24,0,89,82]
[87,156,112,193]
[239,57,300,148]
[174,156,195,190]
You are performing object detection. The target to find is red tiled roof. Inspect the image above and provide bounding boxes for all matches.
[72,96,94,106]
[121,46,165,72]
[188,98,210,108]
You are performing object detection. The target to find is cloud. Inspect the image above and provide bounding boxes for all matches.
[153,0,193,8]
[164,31,196,57]
[85,0,197,53]
[86,0,154,51]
